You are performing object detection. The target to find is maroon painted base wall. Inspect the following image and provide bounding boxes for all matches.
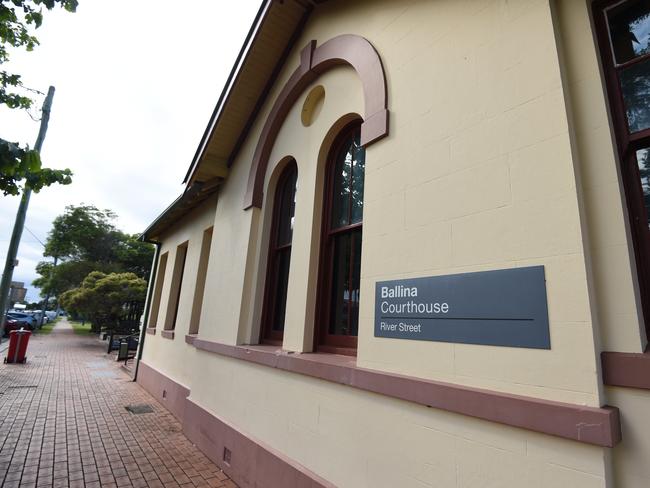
[184,399,335,488]
[136,360,332,488]
[137,361,190,422]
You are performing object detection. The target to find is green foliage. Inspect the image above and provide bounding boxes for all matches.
[34,205,155,302]
[44,205,119,261]
[33,259,119,298]
[24,301,41,309]
[114,234,156,280]
[0,138,72,195]
[59,271,147,333]
[0,0,78,109]
[0,1,76,195]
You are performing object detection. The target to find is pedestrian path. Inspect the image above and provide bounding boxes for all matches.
[0,318,237,488]
[53,319,72,330]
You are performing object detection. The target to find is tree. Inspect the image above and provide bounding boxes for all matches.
[59,271,147,333]
[25,301,43,310]
[32,259,119,298]
[115,234,157,280]
[0,139,72,195]
[34,205,155,303]
[1,0,78,109]
[0,0,76,195]
[44,205,120,262]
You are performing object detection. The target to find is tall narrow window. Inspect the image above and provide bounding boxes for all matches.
[595,0,650,340]
[164,242,188,332]
[148,252,168,329]
[188,227,213,335]
[317,123,365,354]
[261,162,298,344]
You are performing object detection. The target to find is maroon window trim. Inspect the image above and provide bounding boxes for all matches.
[594,0,650,344]
[243,35,389,210]
[315,122,365,355]
[260,161,298,344]
[185,339,622,448]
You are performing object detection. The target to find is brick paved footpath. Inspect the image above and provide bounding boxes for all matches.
[0,319,237,488]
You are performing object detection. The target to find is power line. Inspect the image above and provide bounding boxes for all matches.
[24,226,45,248]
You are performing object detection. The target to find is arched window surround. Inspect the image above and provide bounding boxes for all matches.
[315,120,365,355]
[244,34,389,211]
[260,159,298,344]
[593,0,650,343]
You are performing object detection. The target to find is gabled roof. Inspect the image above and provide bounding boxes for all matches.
[140,178,221,243]
[143,0,329,240]
[183,0,328,187]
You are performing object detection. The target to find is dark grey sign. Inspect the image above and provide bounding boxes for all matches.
[374,266,550,349]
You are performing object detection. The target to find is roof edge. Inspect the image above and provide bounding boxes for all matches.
[141,179,222,242]
[183,0,273,185]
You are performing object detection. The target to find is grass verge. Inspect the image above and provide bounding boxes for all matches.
[37,317,60,334]
[38,323,55,334]
[70,320,93,335]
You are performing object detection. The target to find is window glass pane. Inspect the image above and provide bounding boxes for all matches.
[348,229,362,336]
[276,167,297,247]
[327,229,362,338]
[608,0,650,64]
[271,248,291,332]
[637,147,650,228]
[329,233,351,335]
[331,139,353,229]
[351,134,365,225]
[621,58,650,132]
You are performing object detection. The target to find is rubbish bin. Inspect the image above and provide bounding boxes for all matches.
[4,328,31,364]
[117,340,130,361]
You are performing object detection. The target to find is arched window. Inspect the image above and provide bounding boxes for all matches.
[594,0,650,339]
[317,123,365,354]
[261,161,298,344]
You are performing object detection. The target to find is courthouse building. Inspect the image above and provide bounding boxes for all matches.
[137,0,650,486]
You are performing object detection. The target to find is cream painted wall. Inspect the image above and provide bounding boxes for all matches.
[226,0,602,406]
[141,196,216,387]
[196,163,254,345]
[187,350,607,488]
[607,386,650,488]
[554,0,646,354]
[248,67,365,352]
[553,2,650,487]
[139,0,631,485]
[150,0,620,403]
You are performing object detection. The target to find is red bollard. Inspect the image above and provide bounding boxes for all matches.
[4,329,31,364]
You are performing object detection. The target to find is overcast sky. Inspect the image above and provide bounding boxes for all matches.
[0,0,260,302]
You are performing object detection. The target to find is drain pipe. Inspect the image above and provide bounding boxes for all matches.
[133,240,161,382]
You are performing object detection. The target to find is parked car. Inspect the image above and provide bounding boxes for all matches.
[4,318,30,334]
[26,310,46,328]
[3,313,34,336]
[6,312,36,331]
[3,317,21,335]
[45,311,57,321]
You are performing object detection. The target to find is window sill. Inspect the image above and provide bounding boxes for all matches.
[602,351,650,389]
[161,330,175,340]
[316,344,357,357]
[191,337,620,447]
[146,327,156,335]
[194,339,356,372]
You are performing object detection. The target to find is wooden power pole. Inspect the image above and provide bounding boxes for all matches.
[0,86,55,340]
